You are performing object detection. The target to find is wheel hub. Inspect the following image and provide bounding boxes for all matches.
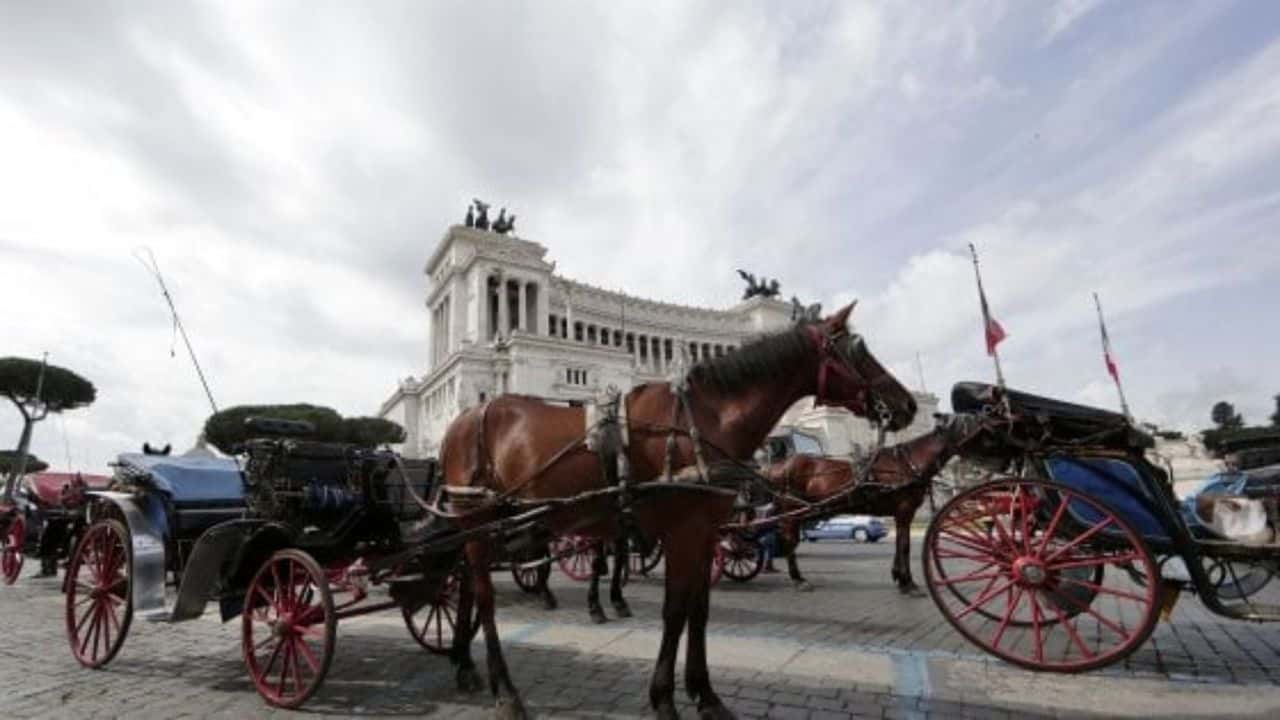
[1012,556,1048,586]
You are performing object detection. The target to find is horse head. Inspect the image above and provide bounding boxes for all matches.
[805,302,917,431]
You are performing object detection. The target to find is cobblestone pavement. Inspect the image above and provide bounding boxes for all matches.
[3,539,1280,719]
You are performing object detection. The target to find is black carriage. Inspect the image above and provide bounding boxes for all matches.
[65,419,462,708]
[923,382,1280,673]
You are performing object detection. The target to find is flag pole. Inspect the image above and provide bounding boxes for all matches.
[1093,292,1132,421]
[968,243,1006,389]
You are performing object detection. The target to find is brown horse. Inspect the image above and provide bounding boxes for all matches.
[438,303,916,719]
[768,414,978,595]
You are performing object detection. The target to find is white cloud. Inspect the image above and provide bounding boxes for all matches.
[1,1,1276,472]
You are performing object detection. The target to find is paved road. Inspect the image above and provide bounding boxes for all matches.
[3,538,1280,719]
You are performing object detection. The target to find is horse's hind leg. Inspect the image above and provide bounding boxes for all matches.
[894,506,923,597]
[587,541,608,623]
[451,554,483,693]
[610,534,632,618]
[467,541,528,719]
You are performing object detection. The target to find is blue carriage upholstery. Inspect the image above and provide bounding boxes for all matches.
[116,453,245,534]
[1043,456,1169,541]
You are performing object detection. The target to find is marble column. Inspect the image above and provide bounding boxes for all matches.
[496,274,509,339]
[517,278,528,333]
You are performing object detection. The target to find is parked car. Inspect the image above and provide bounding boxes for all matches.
[802,515,886,542]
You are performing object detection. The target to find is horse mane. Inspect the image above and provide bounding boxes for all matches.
[688,323,814,394]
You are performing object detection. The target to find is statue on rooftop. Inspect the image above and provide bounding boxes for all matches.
[790,295,823,322]
[736,269,783,299]
[472,199,491,230]
[493,208,516,235]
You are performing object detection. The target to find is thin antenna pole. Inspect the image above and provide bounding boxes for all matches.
[968,243,1006,388]
[134,248,220,416]
[1093,292,1132,421]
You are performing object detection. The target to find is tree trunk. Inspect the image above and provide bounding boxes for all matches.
[3,408,34,502]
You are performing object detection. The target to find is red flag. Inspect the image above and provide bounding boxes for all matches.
[984,314,1007,357]
[1096,296,1119,381]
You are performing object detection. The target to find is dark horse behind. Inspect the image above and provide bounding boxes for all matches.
[766,413,984,595]
[436,303,916,719]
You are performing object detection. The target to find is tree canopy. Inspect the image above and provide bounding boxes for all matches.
[1211,401,1244,430]
[0,356,96,419]
[0,451,48,475]
[203,404,405,455]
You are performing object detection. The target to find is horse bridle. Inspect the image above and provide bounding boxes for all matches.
[804,324,896,426]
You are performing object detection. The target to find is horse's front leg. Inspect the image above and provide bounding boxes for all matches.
[588,541,608,623]
[780,522,813,591]
[650,541,691,720]
[610,534,632,618]
[536,549,558,610]
[895,507,923,597]
[467,541,529,719]
[451,553,483,693]
[683,532,734,720]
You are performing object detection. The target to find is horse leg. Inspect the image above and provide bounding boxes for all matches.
[678,531,734,720]
[451,554,483,694]
[895,508,923,597]
[467,541,528,719]
[780,523,812,591]
[536,549,557,611]
[588,541,608,624]
[610,534,632,618]
[649,542,691,720]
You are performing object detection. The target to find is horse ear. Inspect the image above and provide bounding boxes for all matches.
[824,301,856,333]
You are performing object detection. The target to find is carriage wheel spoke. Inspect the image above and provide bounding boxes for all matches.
[990,585,1023,650]
[935,570,1005,587]
[1028,589,1045,663]
[290,640,306,695]
[1056,575,1148,603]
[277,641,293,698]
[1037,496,1070,557]
[1047,594,1095,660]
[955,578,1018,620]
[295,635,321,674]
[1047,553,1137,572]
[1043,515,1114,564]
[262,635,285,677]
[937,532,1005,558]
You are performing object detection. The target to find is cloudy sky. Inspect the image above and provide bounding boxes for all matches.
[3,1,1278,473]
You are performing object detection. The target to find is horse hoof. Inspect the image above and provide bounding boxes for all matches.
[900,585,926,598]
[794,581,815,593]
[655,701,680,720]
[613,603,633,619]
[494,696,529,720]
[456,667,483,694]
[698,701,738,720]
[542,594,558,611]
[590,610,608,624]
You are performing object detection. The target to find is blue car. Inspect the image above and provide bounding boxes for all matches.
[802,515,887,542]
[1180,465,1280,539]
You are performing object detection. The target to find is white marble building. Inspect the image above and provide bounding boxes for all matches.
[379,224,938,459]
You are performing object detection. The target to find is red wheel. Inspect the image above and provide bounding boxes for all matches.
[923,477,1160,673]
[242,549,336,708]
[556,535,597,582]
[709,539,725,587]
[404,567,466,654]
[65,520,133,668]
[2,514,25,585]
[719,533,764,583]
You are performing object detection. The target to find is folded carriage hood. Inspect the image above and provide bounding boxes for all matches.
[115,453,244,504]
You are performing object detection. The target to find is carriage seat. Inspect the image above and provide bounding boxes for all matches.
[951,382,1153,449]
